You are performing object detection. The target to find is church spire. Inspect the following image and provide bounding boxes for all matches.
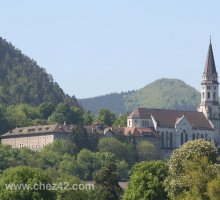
[204,38,217,75]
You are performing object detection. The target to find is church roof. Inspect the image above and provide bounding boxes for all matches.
[1,124,73,138]
[204,40,217,75]
[128,108,213,130]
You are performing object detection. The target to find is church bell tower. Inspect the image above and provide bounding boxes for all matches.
[198,39,220,143]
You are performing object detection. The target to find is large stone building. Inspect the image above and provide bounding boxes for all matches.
[127,41,219,158]
[0,124,72,151]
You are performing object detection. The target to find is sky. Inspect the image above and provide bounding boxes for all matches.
[0,0,220,99]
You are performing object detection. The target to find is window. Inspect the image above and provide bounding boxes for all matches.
[202,92,205,99]
[142,120,146,127]
[208,92,210,99]
[170,132,173,147]
[192,133,196,140]
[207,86,211,90]
[213,92,216,100]
[147,121,149,127]
[161,132,164,147]
[181,133,184,145]
[185,133,188,142]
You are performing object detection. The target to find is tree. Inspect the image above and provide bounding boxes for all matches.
[71,126,89,151]
[0,166,55,200]
[96,109,116,126]
[58,154,85,179]
[48,102,84,125]
[55,174,89,200]
[98,137,136,166]
[38,102,55,119]
[83,111,94,125]
[37,149,62,169]
[6,104,41,128]
[123,161,168,200]
[48,102,72,124]
[95,162,122,200]
[175,156,220,200]
[0,104,9,134]
[207,174,220,200]
[113,113,128,128]
[16,147,38,167]
[77,149,96,180]
[165,139,219,199]
[136,140,156,161]
[43,139,77,155]
[71,106,84,125]
[0,144,20,173]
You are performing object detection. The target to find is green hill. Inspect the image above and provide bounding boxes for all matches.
[79,79,200,114]
[0,37,78,106]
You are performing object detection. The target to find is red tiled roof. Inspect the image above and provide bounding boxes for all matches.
[128,108,213,130]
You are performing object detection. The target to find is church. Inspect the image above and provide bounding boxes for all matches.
[127,40,220,158]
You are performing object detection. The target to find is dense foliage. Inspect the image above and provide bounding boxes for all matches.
[174,156,220,200]
[0,102,91,135]
[0,166,55,200]
[123,161,168,200]
[165,139,219,199]
[95,162,122,200]
[79,78,200,114]
[98,137,137,166]
[0,37,78,106]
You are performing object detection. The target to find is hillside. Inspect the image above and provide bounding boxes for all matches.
[79,79,200,114]
[0,37,78,106]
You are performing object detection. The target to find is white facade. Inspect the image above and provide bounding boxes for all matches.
[127,115,214,150]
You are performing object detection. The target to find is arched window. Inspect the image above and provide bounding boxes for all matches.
[181,133,184,145]
[170,132,173,148]
[208,92,210,99]
[202,92,205,99]
[161,132,164,147]
[146,121,149,127]
[185,133,188,142]
[213,92,216,100]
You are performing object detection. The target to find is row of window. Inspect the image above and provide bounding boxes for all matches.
[142,120,150,127]
[128,120,151,127]
[206,86,217,90]
[15,135,53,141]
[202,92,216,100]
[161,131,210,147]
[19,144,45,149]
[161,132,172,148]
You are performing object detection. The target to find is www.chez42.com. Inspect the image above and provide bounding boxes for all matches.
[4,182,95,191]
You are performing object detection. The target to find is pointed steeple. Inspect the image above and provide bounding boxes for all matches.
[204,38,217,75]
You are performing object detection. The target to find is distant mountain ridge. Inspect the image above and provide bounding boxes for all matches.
[79,79,200,114]
[0,37,78,106]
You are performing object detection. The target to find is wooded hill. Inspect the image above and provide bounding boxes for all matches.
[0,37,78,106]
[79,78,200,114]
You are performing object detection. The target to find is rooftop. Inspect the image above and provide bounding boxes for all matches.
[1,124,73,138]
[128,108,213,130]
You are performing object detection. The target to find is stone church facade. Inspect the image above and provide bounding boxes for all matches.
[127,41,219,158]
